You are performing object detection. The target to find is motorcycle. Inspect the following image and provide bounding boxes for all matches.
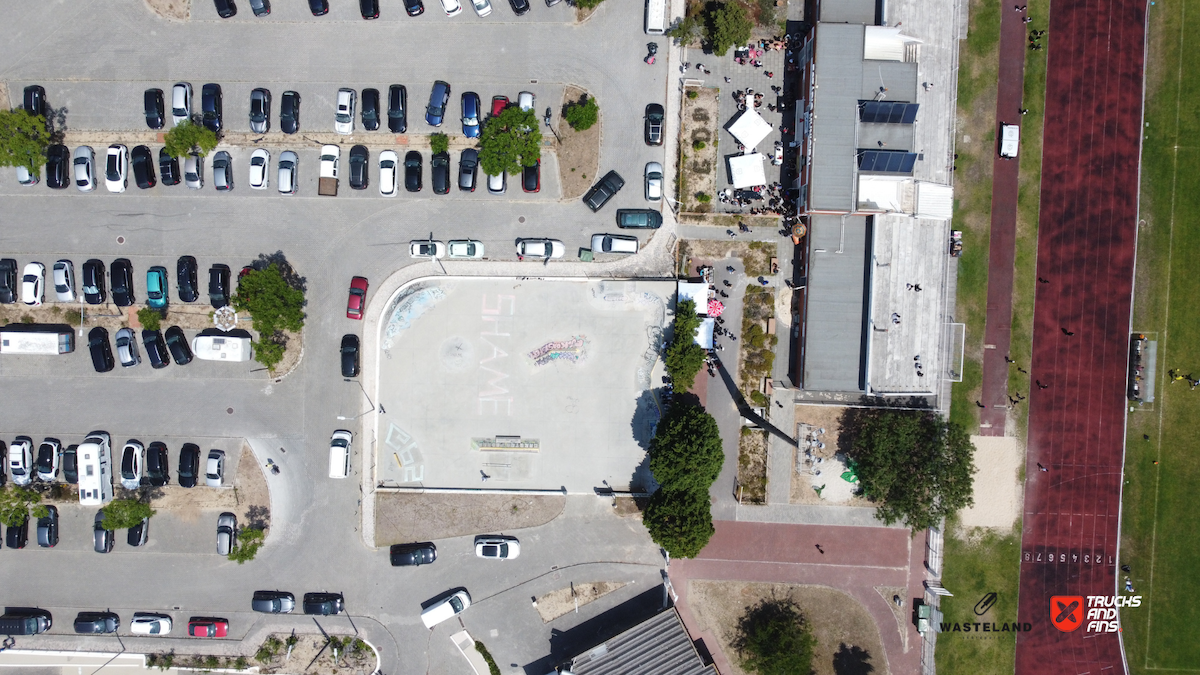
[644,42,658,65]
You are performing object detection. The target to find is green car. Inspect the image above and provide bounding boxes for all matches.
[146,266,168,309]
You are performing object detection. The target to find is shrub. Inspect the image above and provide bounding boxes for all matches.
[564,96,600,131]
[164,120,218,158]
[228,526,266,564]
[0,109,51,174]
[430,132,449,155]
[0,486,46,527]
[696,192,712,203]
[100,499,155,530]
[137,307,162,331]
[474,642,502,675]
[573,0,606,9]
[687,90,699,100]
[733,598,816,675]
[750,390,770,407]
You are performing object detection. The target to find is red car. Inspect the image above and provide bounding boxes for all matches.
[347,276,369,320]
[490,96,509,118]
[188,618,228,637]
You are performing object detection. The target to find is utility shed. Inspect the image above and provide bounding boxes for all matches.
[568,609,716,675]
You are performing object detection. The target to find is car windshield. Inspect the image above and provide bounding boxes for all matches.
[336,110,351,123]
[106,157,119,180]
[449,597,464,612]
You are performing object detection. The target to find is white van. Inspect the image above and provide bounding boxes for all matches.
[191,335,252,361]
[328,430,352,479]
[421,590,471,628]
[644,0,666,34]
[591,233,640,254]
[78,431,113,507]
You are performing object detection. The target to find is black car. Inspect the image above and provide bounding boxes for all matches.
[127,517,148,547]
[644,103,664,145]
[341,334,360,378]
[349,145,370,190]
[405,151,422,192]
[143,330,169,369]
[202,84,223,133]
[178,443,200,488]
[425,81,450,127]
[111,258,134,306]
[63,446,78,484]
[159,149,180,186]
[23,85,47,119]
[36,439,59,481]
[249,0,271,15]
[74,612,119,634]
[0,259,16,303]
[82,259,106,304]
[280,90,301,134]
[509,0,530,14]
[583,170,625,212]
[402,0,424,14]
[177,256,198,303]
[213,0,237,17]
[388,85,407,133]
[252,591,296,614]
[6,515,28,549]
[302,593,345,616]
[360,0,379,19]
[146,442,170,487]
[93,512,114,553]
[458,148,478,192]
[431,152,450,195]
[361,88,380,130]
[165,326,194,365]
[249,88,271,134]
[309,0,329,14]
[88,328,114,373]
[132,145,157,189]
[616,209,664,229]
[522,159,540,193]
[46,144,70,189]
[209,264,231,308]
[36,505,58,548]
[144,89,165,129]
[390,542,437,566]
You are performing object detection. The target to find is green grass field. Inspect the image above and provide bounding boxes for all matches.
[1119,0,1200,671]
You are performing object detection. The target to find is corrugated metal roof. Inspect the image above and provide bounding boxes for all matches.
[810,24,865,212]
[818,0,877,24]
[802,215,872,391]
[915,183,953,219]
[569,609,716,675]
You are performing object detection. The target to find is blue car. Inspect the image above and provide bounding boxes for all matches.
[425,81,451,127]
[461,92,481,138]
[146,266,168,309]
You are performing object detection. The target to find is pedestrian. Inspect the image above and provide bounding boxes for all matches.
[1014,4,1021,10]
[1037,380,1049,389]
[1037,463,1048,472]
[765,71,774,78]
[1005,355,1015,363]
[724,77,732,83]
[723,279,732,287]
[696,63,704,71]
[1144,434,1151,441]
[1017,366,1028,374]
[1038,277,1050,284]
[914,284,922,292]
[727,265,736,272]
[923,82,933,91]
[815,544,824,554]
[728,229,737,238]
[481,471,490,482]
[1061,327,1074,336]
[976,400,986,408]
[1032,42,1042,48]
[776,401,783,408]
[1020,108,1029,115]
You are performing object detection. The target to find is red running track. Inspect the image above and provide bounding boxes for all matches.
[1017,0,1147,673]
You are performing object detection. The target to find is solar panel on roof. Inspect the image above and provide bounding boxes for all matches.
[858,101,919,124]
[857,150,918,174]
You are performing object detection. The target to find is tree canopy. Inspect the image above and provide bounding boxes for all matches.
[164,120,218,158]
[0,487,46,527]
[564,96,600,131]
[232,263,305,373]
[0,109,50,174]
[733,598,816,675]
[666,298,707,391]
[706,2,753,56]
[644,486,714,559]
[228,526,266,564]
[101,499,156,530]
[843,408,977,529]
[478,106,542,177]
[649,400,724,492]
[430,132,449,155]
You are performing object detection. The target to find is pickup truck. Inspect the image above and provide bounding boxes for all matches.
[319,145,340,196]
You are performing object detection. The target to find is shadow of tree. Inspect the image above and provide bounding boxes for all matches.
[47,107,68,144]
[251,250,307,295]
[245,504,270,530]
[832,643,874,675]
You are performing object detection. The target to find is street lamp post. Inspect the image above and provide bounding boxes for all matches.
[338,378,376,421]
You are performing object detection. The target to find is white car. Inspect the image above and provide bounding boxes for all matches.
[379,150,398,197]
[335,88,356,135]
[8,437,32,486]
[130,613,173,636]
[471,0,491,16]
[447,240,485,259]
[421,590,471,629]
[36,438,60,482]
[16,165,38,186]
[115,327,141,367]
[329,430,352,479]
[278,151,298,195]
[518,91,535,111]
[644,162,663,201]
[475,535,520,559]
[52,260,75,302]
[104,144,128,193]
[248,148,270,190]
[171,82,192,126]
[73,146,96,192]
[591,233,640,254]
[120,440,144,491]
[410,240,446,259]
[206,450,226,487]
[516,239,564,259]
[440,0,463,16]
[21,262,44,306]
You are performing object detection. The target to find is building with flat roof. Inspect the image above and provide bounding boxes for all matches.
[565,608,715,675]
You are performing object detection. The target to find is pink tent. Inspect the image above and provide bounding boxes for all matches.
[708,299,725,317]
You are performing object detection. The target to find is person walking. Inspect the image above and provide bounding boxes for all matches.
[1037,463,1048,472]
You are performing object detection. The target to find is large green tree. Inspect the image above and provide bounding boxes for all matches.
[643,486,714,558]
[0,486,46,527]
[649,400,724,492]
[844,409,977,529]
[666,298,707,391]
[232,263,305,373]
[228,526,266,564]
[478,106,542,177]
[733,598,816,675]
[0,109,50,174]
[706,1,753,56]
[164,120,218,158]
[101,499,156,530]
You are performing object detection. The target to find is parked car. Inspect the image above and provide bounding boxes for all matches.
[644,162,663,201]
[447,240,485,259]
[120,441,144,490]
[16,164,37,187]
[487,171,505,195]
[159,148,180,186]
[249,148,270,190]
[46,144,70,189]
[7,437,32,486]
[127,517,148,547]
[390,542,437,566]
[405,151,423,192]
[6,515,27,549]
[63,446,78,484]
[461,92,481,137]
[176,256,198,302]
[341,335,360,378]
[475,535,521,559]
[409,240,446,259]
[146,442,170,487]
[201,84,223,133]
[249,88,271,134]
[81,259,106,304]
[36,505,58,548]
[213,151,234,191]
[516,239,564,259]
[360,0,379,18]
[252,591,296,614]
[249,0,271,15]
[349,145,370,190]
[53,260,75,302]
[644,103,664,145]
[522,159,540,193]
[88,327,114,373]
[35,438,60,482]
[209,264,230,308]
[509,0,530,14]
[328,430,352,479]
[0,259,14,303]
[278,150,298,195]
[335,88,356,134]
[402,0,424,14]
[213,0,237,17]
[309,0,329,14]
[73,146,95,192]
[189,618,229,638]
[615,208,663,229]
[111,258,134,306]
[184,152,204,190]
[20,260,45,306]
[216,512,236,555]
[178,443,201,488]
[591,233,640,254]
[130,614,172,635]
[171,82,192,126]
[471,0,492,17]
[379,150,398,196]
[421,590,471,628]
[165,326,194,365]
[388,85,407,132]
[346,277,369,319]
[518,91,534,111]
[144,329,170,369]
[490,95,509,117]
[74,612,119,634]
[280,90,300,134]
[303,593,345,616]
[23,85,47,118]
[144,89,165,129]
[431,152,450,194]
[206,450,226,488]
[93,512,114,553]
[146,265,168,309]
[115,327,141,368]
[425,81,451,126]
[361,88,380,130]
[583,170,625,211]
[439,0,463,15]
[458,148,478,191]
[104,144,128,193]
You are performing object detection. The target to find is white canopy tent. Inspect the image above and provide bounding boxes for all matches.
[694,318,715,349]
[676,282,711,314]
[727,108,773,151]
[728,153,767,189]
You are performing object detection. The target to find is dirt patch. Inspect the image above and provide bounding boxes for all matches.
[613,495,648,517]
[143,0,189,20]
[556,86,602,200]
[679,87,720,212]
[535,582,627,623]
[678,240,776,278]
[126,442,270,527]
[687,580,889,675]
[737,428,768,504]
[150,634,375,674]
[374,492,565,545]
[739,286,777,401]
[789,405,870,507]
[958,436,1021,532]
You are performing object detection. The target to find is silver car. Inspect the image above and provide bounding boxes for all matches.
[644,162,663,201]
[119,440,144,490]
[206,449,225,487]
[171,82,192,126]
[73,146,96,192]
[277,151,298,195]
[212,151,234,191]
[115,327,141,367]
[216,512,236,555]
[53,260,75,302]
[184,153,204,190]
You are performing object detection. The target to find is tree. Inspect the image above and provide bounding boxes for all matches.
[232,264,305,338]
[643,486,714,558]
[137,307,162,331]
[100,499,156,530]
[0,109,50,174]
[0,486,46,527]
[478,106,542,177]
[666,299,707,391]
[163,120,218,159]
[706,1,753,56]
[564,96,599,131]
[649,400,724,492]
[843,408,977,529]
[430,132,449,155]
[733,598,816,675]
[228,526,266,564]
[667,14,702,45]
